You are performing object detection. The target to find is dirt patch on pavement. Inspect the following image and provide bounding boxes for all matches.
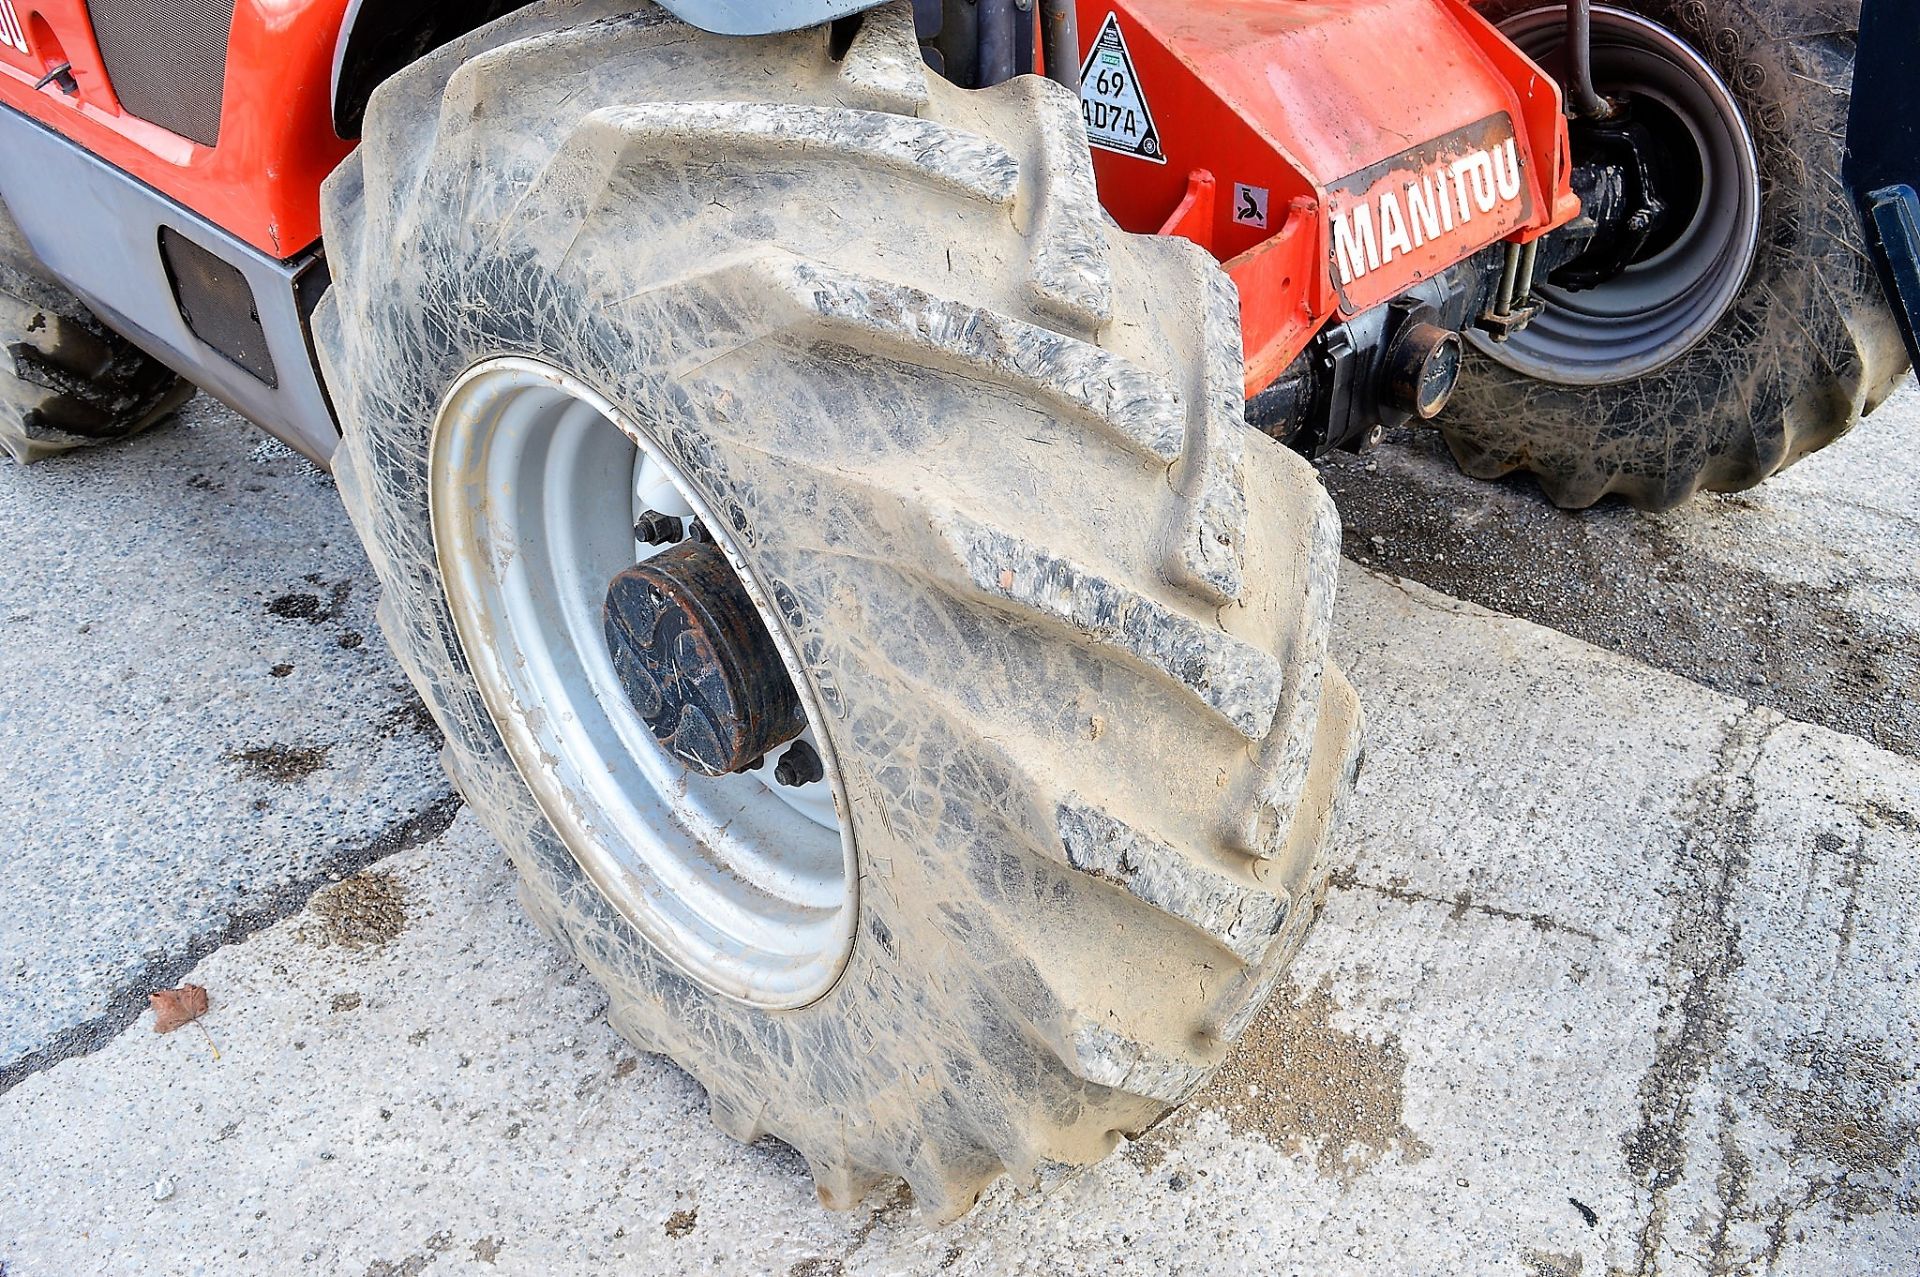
[1521,1249,1584,1277]
[1151,976,1429,1180]
[364,1228,454,1277]
[1321,429,1920,759]
[266,577,351,625]
[1761,1034,1920,1218]
[302,871,410,951]
[226,743,331,784]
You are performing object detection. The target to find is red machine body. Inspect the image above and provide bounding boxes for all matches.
[1071,0,1579,392]
[0,0,1578,394]
[0,0,351,256]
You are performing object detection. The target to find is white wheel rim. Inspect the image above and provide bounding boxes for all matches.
[429,357,856,1008]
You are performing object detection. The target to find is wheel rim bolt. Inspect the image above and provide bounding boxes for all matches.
[634,509,684,545]
[774,740,823,787]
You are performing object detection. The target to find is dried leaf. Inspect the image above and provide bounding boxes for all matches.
[150,984,209,1033]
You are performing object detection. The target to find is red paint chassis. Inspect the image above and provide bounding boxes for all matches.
[0,0,1577,395]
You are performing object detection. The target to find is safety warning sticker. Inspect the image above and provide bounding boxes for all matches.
[1078,13,1166,165]
[1232,183,1270,229]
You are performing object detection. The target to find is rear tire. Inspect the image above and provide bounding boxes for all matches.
[317,0,1361,1215]
[1441,0,1909,510]
[0,203,190,465]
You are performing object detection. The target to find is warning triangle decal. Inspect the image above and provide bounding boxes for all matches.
[1077,13,1166,165]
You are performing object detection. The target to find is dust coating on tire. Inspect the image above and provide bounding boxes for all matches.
[1441,0,1910,510]
[316,0,1362,1216]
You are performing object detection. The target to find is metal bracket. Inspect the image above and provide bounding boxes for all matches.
[1843,0,1920,367]
[1863,186,1920,367]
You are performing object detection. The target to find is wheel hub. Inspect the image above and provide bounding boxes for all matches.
[1472,5,1762,385]
[603,539,807,777]
[429,357,855,1008]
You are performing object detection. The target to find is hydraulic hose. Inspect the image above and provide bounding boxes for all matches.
[1040,0,1081,92]
[1564,0,1615,119]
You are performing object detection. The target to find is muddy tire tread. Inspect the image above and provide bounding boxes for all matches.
[0,203,190,465]
[317,0,1361,1215]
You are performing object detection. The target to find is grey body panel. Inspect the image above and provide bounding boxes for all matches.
[0,107,340,465]
[652,0,878,33]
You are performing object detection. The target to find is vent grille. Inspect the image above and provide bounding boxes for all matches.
[86,0,238,147]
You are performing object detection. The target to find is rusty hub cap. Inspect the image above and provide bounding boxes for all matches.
[603,540,807,777]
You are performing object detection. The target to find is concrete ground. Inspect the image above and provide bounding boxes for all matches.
[1,385,1916,1275]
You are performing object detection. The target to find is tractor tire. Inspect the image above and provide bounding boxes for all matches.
[1440,0,1910,510]
[0,202,191,465]
[316,0,1362,1216]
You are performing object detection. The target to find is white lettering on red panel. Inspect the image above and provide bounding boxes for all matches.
[0,3,28,55]
[1325,115,1534,300]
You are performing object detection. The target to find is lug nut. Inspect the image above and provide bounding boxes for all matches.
[774,740,824,787]
[686,518,714,545]
[634,509,684,545]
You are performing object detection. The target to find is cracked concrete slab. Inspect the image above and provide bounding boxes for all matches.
[1323,377,1920,758]
[2,564,1914,1275]
[0,399,455,1083]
